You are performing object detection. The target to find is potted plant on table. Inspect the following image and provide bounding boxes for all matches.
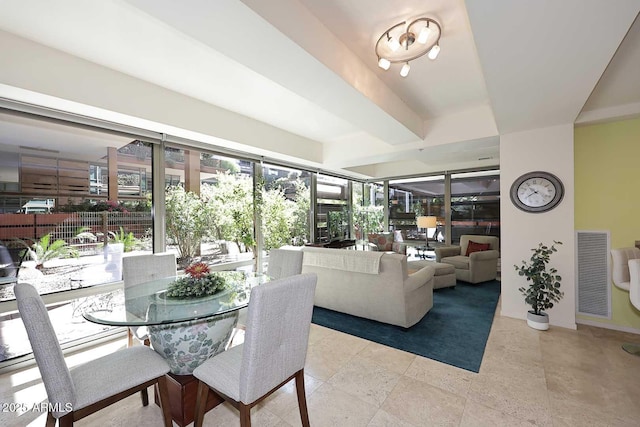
[165,262,229,299]
[514,241,564,330]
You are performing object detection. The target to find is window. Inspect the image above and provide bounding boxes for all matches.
[389,175,445,241]
[316,174,349,242]
[261,163,311,249]
[352,182,384,240]
[163,145,255,268]
[450,171,500,244]
[0,111,156,364]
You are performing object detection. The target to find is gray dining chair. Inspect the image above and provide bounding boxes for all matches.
[122,252,177,346]
[193,273,317,427]
[14,282,173,427]
[229,248,304,347]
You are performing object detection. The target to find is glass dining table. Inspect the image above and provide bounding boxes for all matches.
[83,271,270,426]
[83,271,270,375]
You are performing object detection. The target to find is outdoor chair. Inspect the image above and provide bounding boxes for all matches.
[122,252,177,347]
[0,243,26,286]
[14,282,173,427]
[193,273,317,427]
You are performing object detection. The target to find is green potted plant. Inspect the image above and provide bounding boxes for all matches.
[514,241,564,330]
[165,262,229,299]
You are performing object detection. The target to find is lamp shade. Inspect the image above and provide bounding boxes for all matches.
[416,216,437,228]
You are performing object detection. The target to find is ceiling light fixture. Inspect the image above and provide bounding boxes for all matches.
[375,17,442,78]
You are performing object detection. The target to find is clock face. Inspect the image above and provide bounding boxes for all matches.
[510,172,564,213]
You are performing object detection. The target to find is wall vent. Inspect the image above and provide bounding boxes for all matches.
[576,231,610,318]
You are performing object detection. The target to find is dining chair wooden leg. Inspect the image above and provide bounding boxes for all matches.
[156,375,174,427]
[140,386,149,406]
[58,413,73,427]
[239,402,251,427]
[45,411,56,427]
[295,370,310,427]
[194,380,209,427]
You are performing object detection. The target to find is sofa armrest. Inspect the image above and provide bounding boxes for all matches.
[435,245,461,262]
[404,264,435,293]
[469,249,499,262]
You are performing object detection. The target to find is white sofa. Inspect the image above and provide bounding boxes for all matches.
[290,247,435,328]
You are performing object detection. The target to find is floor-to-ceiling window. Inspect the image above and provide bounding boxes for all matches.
[388,175,445,242]
[162,144,257,269]
[450,170,500,244]
[0,110,157,364]
[386,171,499,252]
[352,182,384,243]
[261,163,311,249]
[316,174,349,243]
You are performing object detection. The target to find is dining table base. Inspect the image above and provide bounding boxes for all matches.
[154,372,223,427]
[148,311,239,375]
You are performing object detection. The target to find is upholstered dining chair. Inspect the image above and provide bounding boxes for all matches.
[193,273,317,427]
[14,282,173,427]
[230,248,304,346]
[621,259,640,356]
[610,247,640,291]
[122,252,177,346]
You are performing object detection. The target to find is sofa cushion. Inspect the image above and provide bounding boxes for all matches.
[441,255,470,270]
[465,241,491,256]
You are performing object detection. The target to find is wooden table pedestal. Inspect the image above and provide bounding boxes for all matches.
[154,372,223,427]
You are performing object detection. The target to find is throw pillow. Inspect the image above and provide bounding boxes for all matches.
[465,241,491,256]
[368,233,393,251]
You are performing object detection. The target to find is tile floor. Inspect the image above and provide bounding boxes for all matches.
[1,298,639,426]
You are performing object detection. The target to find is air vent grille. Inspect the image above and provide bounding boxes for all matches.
[576,231,610,318]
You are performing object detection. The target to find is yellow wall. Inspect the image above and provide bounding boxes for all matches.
[575,117,640,329]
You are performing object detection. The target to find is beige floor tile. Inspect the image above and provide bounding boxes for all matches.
[467,374,552,426]
[404,356,474,398]
[197,401,284,427]
[327,356,401,407]
[304,330,369,381]
[544,364,607,407]
[356,341,416,375]
[283,382,378,427]
[367,409,416,427]
[381,376,466,427]
[540,332,609,374]
[460,400,539,427]
[548,389,638,427]
[5,295,640,427]
[308,324,333,345]
[257,373,323,418]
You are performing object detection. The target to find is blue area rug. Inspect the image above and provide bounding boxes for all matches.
[311,280,501,373]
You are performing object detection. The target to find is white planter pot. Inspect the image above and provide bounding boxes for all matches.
[526,311,549,331]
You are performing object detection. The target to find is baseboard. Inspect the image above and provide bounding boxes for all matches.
[576,318,640,335]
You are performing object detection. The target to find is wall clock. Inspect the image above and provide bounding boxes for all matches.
[510,171,564,213]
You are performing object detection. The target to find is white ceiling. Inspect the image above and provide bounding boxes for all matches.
[0,0,638,179]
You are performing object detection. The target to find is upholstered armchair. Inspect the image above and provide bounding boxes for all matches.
[367,231,407,254]
[435,235,499,284]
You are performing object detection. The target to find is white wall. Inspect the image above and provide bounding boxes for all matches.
[500,124,576,329]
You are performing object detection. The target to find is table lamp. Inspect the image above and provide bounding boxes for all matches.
[416,216,437,248]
